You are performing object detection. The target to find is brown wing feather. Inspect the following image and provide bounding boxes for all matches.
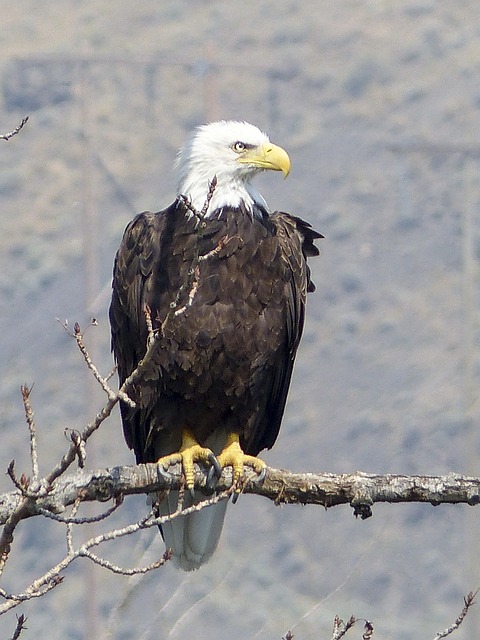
[244,212,323,454]
[109,204,173,458]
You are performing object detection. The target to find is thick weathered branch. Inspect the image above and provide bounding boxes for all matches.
[1,464,479,525]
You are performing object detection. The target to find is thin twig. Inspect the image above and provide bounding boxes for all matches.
[433,590,477,639]
[200,175,218,218]
[65,429,87,468]
[45,314,161,484]
[0,576,63,605]
[72,322,134,408]
[179,176,217,221]
[66,498,80,554]
[179,194,198,218]
[37,496,123,525]
[197,234,237,261]
[147,489,231,529]
[20,385,38,482]
[144,304,155,346]
[105,365,117,382]
[74,321,114,397]
[43,355,143,487]
[0,117,28,141]
[10,613,27,640]
[162,178,219,330]
[183,174,217,231]
[6,460,50,500]
[331,615,357,640]
[6,462,31,496]
[80,548,171,575]
[173,265,200,317]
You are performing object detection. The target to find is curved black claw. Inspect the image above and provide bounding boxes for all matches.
[231,466,266,504]
[156,463,174,485]
[208,452,222,478]
[204,473,216,495]
[206,453,222,491]
[253,466,267,485]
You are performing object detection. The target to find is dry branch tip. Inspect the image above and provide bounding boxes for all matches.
[64,429,86,469]
[10,613,27,640]
[433,590,477,638]
[0,117,29,142]
[6,462,29,494]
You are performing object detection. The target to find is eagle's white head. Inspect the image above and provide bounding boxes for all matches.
[175,120,290,216]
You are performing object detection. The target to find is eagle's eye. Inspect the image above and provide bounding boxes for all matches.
[233,141,246,153]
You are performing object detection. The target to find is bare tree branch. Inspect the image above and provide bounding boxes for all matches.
[20,385,38,482]
[433,590,477,639]
[0,489,232,615]
[57,318,134,408]
[1,464,480,526]
[144,304,155,346]
[180,174,217,221]
[37,495,123,525]
[283,593,475,640]
[9,613,27,640]
[331,614,357,640]
[0,117,28,141]
[284,614,374,640]
[0,309,167,572]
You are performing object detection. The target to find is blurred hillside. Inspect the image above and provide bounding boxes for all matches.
[1,2,480,639]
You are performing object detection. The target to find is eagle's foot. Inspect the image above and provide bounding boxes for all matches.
[217,432,266,495]
[157,429,220,492]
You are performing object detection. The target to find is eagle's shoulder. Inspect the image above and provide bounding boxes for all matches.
[110,203,176,355]
[270,211,323,254]
[269,211,323,292]
[114,203,177,271]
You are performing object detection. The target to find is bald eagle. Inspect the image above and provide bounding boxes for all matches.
[110,121,321,570]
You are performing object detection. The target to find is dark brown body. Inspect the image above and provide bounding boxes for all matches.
[110,198,320,464]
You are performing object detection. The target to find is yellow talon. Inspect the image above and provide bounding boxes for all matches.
[217,432,266,491]
[157,429,216,490]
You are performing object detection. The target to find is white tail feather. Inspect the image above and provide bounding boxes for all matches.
[158,491,229,570]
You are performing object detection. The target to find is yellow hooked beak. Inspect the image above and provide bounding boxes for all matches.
[237,142,291,177]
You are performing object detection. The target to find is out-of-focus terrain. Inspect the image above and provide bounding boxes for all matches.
[1,2,480,639]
